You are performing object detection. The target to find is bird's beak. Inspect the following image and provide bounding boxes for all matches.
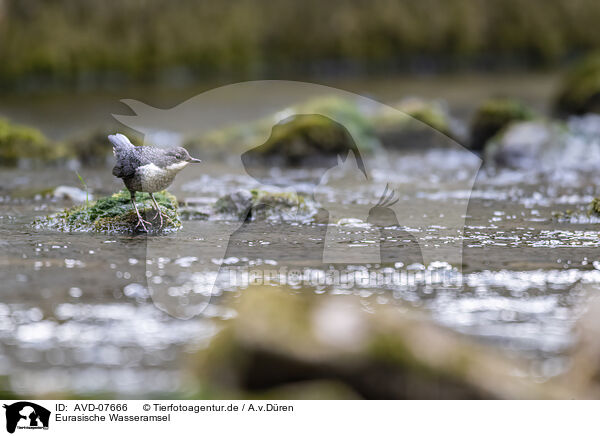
[187,157,202,163]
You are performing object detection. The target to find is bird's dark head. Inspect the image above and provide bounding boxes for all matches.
[164,147,202,168]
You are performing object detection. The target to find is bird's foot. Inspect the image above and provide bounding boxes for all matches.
[152,208,174,228]
[134,216,152,232]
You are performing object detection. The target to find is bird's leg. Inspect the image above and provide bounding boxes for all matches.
[130,191,151,232]
[150,193,174,228]
[149,193,163,228]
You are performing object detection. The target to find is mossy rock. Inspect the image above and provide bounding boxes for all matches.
[293,96,377,152]
[35,190,181,234]
[213,189,317,221]
[245,115,357,162]
[241,112,373,168]
[469,98,535,151]
[0,118,70,166]
[555,53,600,116]
[371,98,457,148]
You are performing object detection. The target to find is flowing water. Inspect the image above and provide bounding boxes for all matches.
[2,72,599,397]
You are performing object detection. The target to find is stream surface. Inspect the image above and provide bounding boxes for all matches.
[1,72,598,397]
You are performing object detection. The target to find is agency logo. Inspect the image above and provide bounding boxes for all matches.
[2,402,50,434]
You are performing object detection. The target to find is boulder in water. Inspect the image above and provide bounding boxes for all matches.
[469,98,535,151]
[485,115,600,171]
[484,120,562,169]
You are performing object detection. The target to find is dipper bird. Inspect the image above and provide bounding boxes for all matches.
[108,133,201,231]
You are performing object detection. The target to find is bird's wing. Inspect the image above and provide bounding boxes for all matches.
[111,146,156,178]
[112,160,136,178]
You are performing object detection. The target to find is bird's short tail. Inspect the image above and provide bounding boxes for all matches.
[108,133,135,155]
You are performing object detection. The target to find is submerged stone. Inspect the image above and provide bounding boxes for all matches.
[484,120,562,169]
[213,189,317,222]
[35,190,181,234]
[470,98,535,151]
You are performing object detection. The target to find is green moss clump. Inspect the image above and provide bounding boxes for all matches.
[555,53,600,116]
[469,98,535,150]
[35,190,181,233]
[0,118,69,166]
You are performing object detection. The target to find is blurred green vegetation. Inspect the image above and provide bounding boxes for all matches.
[2,0,600,90]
